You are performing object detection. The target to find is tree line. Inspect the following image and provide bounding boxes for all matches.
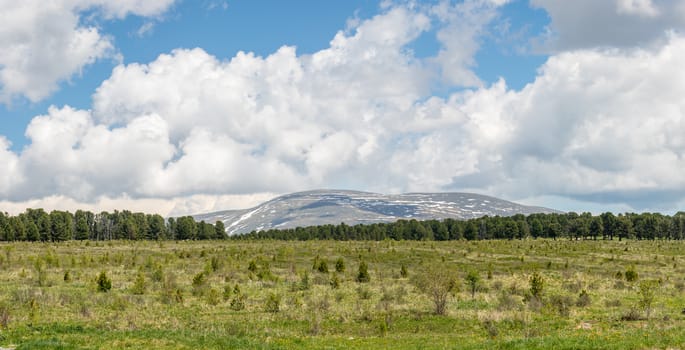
[235,212,685,241]
[0,209,226,242]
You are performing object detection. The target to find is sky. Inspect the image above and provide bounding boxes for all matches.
[1,0,684,216]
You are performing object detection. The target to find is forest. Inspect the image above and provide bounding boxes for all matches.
[1,208,684,242]
[0,209,225,242]
[238,212,685,241]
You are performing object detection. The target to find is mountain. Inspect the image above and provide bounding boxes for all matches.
[193,190,559,235]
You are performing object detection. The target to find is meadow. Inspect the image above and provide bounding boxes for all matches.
[0,239,684,349]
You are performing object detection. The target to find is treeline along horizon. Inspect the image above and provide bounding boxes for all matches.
[1,209,685,242]
[0,209,226,242]
[236,212,685,241]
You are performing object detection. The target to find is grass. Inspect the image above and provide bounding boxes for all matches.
[0,239,684,349]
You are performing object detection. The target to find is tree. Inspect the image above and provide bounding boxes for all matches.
[465,270,480,299]
[96,271,112,292]
[530,219,544,239]
[529,272,544,299]
[74,210,89,240]
[49,210,73,241]
[356,261,370,283]
[589,216,604,240]
[175,216,197,240]
[147,214,167,240]
[413,267,458,315]
[214,221,226,239]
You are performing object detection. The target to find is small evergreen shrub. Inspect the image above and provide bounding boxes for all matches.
[335,257,345,273]
[96,271,112,292]
[625,267,638,282]
[356,261,370,283]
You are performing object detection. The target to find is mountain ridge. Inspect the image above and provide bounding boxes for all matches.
[193,189,560,235]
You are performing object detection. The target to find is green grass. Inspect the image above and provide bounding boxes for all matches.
[0,239,685,349]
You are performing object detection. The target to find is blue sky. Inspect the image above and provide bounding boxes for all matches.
[1,0,684,216]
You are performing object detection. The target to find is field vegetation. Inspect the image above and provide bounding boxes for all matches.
[0,239,684,349]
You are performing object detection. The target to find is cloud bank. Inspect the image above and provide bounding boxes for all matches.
[0,0,176,103]
[1,0,684,215]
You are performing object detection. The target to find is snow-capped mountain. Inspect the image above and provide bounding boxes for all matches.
[193,190,559,235]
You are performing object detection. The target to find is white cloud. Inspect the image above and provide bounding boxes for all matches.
[0,193,276,217]
[0,0,176,103]
[531,0,685,50]
[431,0,509,86]
[617,0,660,17]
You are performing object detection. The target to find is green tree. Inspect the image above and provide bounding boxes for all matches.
[74,210,90,240]
[413,267,458,315]
[214,221,226,239]
[49,210,73,241]
[356,261,370,283]
[465,270,480,299]
[529,272,544,299]
[175,216,197,240]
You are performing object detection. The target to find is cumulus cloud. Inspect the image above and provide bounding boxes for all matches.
[0,0,175,103]
[2,0,685,215]
[531,0,685,50]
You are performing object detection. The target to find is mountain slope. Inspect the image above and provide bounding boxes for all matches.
[193,190,559,235]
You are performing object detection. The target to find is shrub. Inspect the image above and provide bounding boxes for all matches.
[357,286,373,300]
[335,257,345,273]
[400,264,408,278]
[248,260,257,272]
[576,290,591,307]
[96,271,112,292]
[230,294,246,311]
[638,280,658,318]
[529,272,544,298]
[356,261,370,283]
[63,270,71,283]
[264,293,281,313]
[317,260,329,273]
[625,267,638,282]
[330,274,341,289]
[412,267,458,315]
[466,270,480,299]
[0,302,9,329]
[548,295,572,317]
[131,271,146,295]
[206,288,221,306]
[223,284,232,301]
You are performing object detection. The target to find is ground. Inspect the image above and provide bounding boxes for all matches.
[0,239,684,349]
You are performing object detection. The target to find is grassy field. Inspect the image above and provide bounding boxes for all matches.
[0,239,684,349]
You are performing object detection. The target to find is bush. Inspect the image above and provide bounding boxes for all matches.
[96,271,112,292]
[0,302,9,329]
[548,295,572,317]
[625,267,638,282]
[357,286,373,300]
[317,260,329,273]
[356,261,370,283]
[230,294,246,311]
[412,267,458,315]
[264,293,281,313]
[529,272,544,298]
[638,280,658,318]
[206,288,221,306]
[400,264,408,278]
[330,274,341,289]
[576,290,591,307]
[248,260,257,272]
[335,257,345,273]
[466,270,480,299]
[131,271,146,295]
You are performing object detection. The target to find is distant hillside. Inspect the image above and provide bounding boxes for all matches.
[193,190,559,235]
